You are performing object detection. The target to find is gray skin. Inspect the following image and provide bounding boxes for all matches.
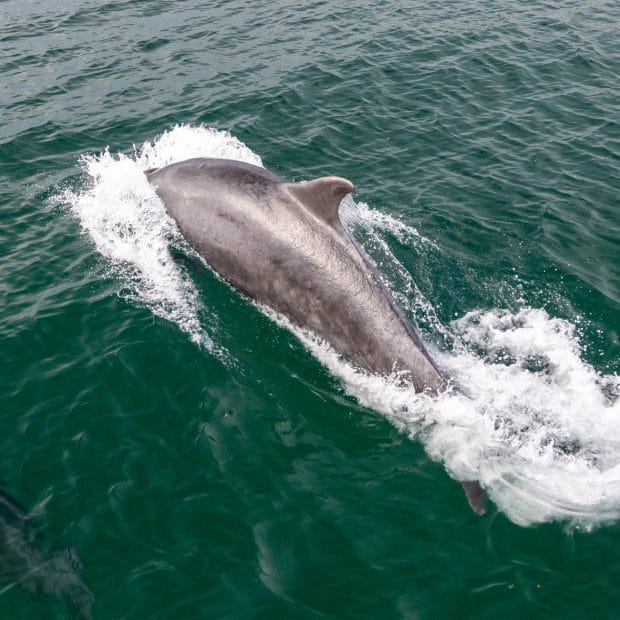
[0,490,93,618]
[146,158,486,514]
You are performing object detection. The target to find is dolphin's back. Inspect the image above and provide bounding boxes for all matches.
[146,158,492,514]
[147,158,445,394]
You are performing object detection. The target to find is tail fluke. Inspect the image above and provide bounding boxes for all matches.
[461,480,487,515]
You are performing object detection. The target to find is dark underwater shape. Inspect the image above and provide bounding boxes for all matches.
[146,157,486,515]
[0,490,93,619]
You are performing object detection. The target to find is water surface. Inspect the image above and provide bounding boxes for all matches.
[1,1,619,617]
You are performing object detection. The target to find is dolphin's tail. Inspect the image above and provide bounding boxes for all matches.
[461,480,487,515]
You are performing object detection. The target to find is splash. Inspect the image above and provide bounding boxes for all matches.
[60,125,619,528]
[134,124,262,171]
[59,125,261,349]
[280,303,619,529]
[341,195,450,344]
[341,196,436,249]
[337,201,620,529]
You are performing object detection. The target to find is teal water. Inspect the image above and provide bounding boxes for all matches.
[1,0,619,617]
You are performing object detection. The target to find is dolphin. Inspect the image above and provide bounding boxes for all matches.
[146,157,486,514]
[0,490,93,618]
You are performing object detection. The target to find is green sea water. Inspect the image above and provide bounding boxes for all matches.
[1,1,619,618]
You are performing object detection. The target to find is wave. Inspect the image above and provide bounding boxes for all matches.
[58,124,619,529]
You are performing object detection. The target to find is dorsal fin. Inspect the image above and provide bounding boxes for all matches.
[284,176,354,227]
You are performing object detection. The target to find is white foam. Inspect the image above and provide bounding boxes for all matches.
[135,124,262,171]
[341,196,451,344]
[59,125,619,528]
[341,196,436,249]
[58,125,262,350]
[282,300,620,529]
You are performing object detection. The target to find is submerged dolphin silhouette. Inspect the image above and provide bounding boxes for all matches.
[146,158,486,514]
[0,490,93,618]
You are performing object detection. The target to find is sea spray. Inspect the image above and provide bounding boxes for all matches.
[60,125,262,351]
